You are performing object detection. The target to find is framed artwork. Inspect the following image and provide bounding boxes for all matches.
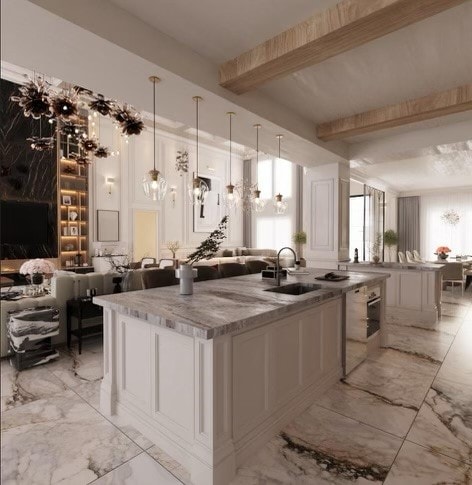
[70,226,78,236]
[62,195,72,206]
[193,174,221,233]
[97,210,119,241]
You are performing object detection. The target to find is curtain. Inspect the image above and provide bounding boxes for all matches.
[420,191,472,259]
[398,196,420,253]
[364,185,385,260]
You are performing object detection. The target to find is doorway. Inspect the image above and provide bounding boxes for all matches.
[133,210,158,261]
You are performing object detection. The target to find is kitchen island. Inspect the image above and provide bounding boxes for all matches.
[338,262,444,325]
[94,269,388,485]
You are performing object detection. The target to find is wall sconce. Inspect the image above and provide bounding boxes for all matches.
[170,186,177,208]
[106,177,115,195]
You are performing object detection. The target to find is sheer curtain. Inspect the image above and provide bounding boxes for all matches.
[364,185,385,261]
[420,191,472,259]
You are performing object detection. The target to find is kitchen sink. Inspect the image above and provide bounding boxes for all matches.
[264,283,322,296]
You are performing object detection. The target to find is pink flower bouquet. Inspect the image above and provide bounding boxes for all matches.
[435,246,451,254]
[19,259,56,276]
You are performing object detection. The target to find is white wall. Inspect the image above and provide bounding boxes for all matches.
[89,117,243,262]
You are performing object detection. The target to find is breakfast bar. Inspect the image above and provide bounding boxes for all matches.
[94,269,389,485]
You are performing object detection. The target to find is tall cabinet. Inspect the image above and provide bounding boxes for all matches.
[57,125,90,270]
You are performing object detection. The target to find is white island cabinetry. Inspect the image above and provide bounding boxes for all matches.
[95,271,387,485]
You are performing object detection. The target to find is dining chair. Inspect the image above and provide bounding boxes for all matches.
[158,258,175,269]
[405,251,415,263]
[398,251,406,263]
[441,262,465,296]
[412,250,424,263]
[141,257,156,268]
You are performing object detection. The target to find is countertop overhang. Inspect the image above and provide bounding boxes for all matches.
[94,269,389,339]
[339,262,445,272]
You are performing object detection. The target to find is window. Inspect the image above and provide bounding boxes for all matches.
[349,196,364,260]
[253,157,297,250]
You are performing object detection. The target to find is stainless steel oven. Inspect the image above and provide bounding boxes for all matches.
[366,286,381,338]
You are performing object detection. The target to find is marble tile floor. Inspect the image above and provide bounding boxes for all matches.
[1,290,471,484]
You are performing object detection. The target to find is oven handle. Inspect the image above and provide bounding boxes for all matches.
[367,297,381,306]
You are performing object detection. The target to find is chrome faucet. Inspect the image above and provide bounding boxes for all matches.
[276,246,298,286]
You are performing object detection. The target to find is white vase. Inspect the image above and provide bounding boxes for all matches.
[175,264,197,295]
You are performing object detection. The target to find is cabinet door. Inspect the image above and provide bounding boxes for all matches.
[398,272,422,310]
[322,300,342,372]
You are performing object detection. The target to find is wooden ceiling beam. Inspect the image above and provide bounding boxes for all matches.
[316,84,472,141]
[219,0,467,94]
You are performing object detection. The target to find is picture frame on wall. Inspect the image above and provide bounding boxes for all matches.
[62,195,72,206]
[193,174,222,233]
[97,210,119,242]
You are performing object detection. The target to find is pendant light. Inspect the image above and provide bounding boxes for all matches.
[251,123,266,213]
[274,134,287,215]
[142,76,167,201]
[188,96,209,205]
[223,111,240,211]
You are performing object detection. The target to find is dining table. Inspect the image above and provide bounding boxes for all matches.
[430,258,472,290]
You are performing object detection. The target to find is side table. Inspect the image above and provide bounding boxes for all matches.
[67,297,103,354]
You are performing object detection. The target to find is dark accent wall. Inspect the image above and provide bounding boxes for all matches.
[0,78,58,259]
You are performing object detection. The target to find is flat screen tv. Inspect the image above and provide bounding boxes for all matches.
[1,200,49,245]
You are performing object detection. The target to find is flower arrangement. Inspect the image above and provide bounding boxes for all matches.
[435,246,451,254]
[186,216,228,265]
[19,259,56,276]
[166,241,180,259]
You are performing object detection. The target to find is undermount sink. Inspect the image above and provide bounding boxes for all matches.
[264,283,322,296]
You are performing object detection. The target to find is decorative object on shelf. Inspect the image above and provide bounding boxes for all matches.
[89,94,115,116]
[274,134,288,215]
[292,230,307,265]
[80,136,99,152]
[177,216,228,295]
[435,246,451,260]
[69,210,78,221]
[62,195,72,205]
[63,164,77,174]
[142,76,168,201]
[70,226,79,236]
[250,123,266,213]
[371,233,383,264]
[19,258,56,286]
[74,253,82,266]
[188,96,209,206]
[113,103,144,135]
[222,112,240,211]
[166,241,180,259]
[69,152,91,165]
[10,76,52,119]
[441,209,460,226]
[383,229,399,262]
[175,150,189,175]
[94,145,110,158]
[51,89,79,120]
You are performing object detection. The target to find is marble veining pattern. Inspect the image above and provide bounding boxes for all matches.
[1,290,470,484]
[94,270,388,339]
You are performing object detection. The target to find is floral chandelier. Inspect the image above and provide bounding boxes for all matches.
[11,73,144,156]
[441,209,460,226]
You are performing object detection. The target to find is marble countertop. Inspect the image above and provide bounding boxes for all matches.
[338,262,445,272]
[94,269,389,340]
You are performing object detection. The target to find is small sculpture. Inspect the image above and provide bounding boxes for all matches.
[354,248,359,263]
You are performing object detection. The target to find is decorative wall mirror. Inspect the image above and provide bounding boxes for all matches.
[97,210,119,241]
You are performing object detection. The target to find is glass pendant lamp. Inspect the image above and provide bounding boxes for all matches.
[188,96,209,205]
[142,76,167,201]
[273,134,287,215]
[222,112,240,211]
[250,123,266,213]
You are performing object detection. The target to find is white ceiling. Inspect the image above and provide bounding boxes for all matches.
[5,0,472,192]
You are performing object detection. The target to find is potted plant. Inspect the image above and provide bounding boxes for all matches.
[371,233,383,264]
[177,216,228,295]
[383,230,398,262]
[292,231,307,267]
